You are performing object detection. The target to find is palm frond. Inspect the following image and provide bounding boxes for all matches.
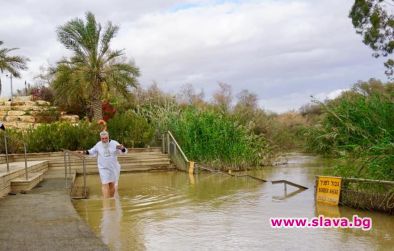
[0,42,29,77]
[53,12,140,120]
[100,22,119,57]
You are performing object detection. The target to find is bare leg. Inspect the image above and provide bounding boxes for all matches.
[102,184,111,198]
[108,182,116,198]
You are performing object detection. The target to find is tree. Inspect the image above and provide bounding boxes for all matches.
[176,84,206,108]
[212,82,233,113]
[55,12,139,120]
[0,41,29,77]
[350,0,394,76]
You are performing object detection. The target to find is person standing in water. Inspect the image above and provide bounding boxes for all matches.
[80,131,127,198]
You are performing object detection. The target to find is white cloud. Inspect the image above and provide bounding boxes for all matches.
[0,0,388,112]
[259,92,310,113]
[315,88,349,101]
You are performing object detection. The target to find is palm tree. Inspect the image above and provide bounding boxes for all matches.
[0,41,29,77]
[55,12,139,121]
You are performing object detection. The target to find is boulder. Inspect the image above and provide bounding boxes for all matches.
[60,115,79,123]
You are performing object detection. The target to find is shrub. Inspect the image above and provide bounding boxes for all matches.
[25,121,99,152]
[107,111,155,147]
[0,129,26,154]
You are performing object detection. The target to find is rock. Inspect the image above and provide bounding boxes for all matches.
[19,116,36,123]
[3,122,20,128]
[60,115,79,123]
[0,106,11,111]
[36,100,50,106]
[7,110,26,116]
[4,116,21,122]
[12,106,34,111]
[13,96,32,102]
[0,98,77,130]
[10,101,27,106]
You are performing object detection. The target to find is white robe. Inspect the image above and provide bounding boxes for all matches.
[87,140,128,184]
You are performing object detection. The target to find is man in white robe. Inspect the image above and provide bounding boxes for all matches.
[82,131,127,198]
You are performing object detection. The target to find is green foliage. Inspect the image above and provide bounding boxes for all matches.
[0,117,155,154]
[305,79,394,180]
[0,129,26,153]
[166,107,271,169]
[0,122,99,153]
[34,107,61,123]
[51,63,90,118]
[25,121,99,152]
[0,41,29,78]
[350,0,394,76]
[54,12,139,120]
[107,111,155,147]
[232,90,308,152]
[267,119,307,151]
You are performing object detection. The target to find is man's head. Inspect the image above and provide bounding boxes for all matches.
[100,131,109,143]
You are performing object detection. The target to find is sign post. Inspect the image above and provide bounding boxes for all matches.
[316,176,342,206]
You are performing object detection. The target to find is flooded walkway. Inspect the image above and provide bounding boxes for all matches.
[0,175,108,250]
[74,154,394,250]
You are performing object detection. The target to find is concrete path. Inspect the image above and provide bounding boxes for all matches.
[0,176,108,251]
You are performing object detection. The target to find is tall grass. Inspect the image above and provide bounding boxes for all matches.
[166,107,271,169]
[305,80,394,180]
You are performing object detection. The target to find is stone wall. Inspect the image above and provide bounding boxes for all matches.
[0,96,79,129]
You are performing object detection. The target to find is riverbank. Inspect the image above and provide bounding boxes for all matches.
[0,174,108,250]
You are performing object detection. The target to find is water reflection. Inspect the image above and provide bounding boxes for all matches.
[73,155,394,251]
[272,188,305,201]
[100,197,123,250]
[315,202,341,218]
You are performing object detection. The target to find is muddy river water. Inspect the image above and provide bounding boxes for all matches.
[73,154,394,250]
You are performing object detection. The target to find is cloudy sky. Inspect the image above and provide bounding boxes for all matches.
[0,0,387,113]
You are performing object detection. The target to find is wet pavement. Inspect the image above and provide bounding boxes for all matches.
[0,175,108,251]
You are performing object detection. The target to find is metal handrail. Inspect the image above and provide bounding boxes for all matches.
[62,149,87,199]
[2,133,29,180]
[166,131,189,162]
[162,131,194,173]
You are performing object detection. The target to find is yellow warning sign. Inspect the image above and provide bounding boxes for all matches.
[316,176,342,206]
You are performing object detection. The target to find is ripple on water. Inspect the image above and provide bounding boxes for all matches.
[73,156,394,251]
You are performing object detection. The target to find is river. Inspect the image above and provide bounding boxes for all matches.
[73,153,394,250]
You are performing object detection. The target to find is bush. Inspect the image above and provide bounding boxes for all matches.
[26,121,99,152]
[34,107,61,123]
[107,111,155,147]
[0,113,155,153]
[0,129,26,154]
